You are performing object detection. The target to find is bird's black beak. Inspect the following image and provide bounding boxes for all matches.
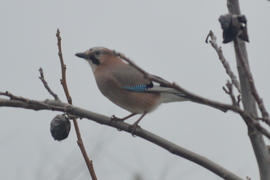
[75,52,87,59]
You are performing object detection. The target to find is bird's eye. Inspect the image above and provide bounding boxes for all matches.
[95,50,101,56]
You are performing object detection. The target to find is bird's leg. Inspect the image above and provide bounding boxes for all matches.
[111,113,138,132]
[129,112,147,136]
[111,113,137,121]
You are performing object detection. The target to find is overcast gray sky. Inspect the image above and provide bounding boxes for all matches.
[1,1,270,180]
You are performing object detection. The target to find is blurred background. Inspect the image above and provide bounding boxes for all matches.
[1,1,270,179]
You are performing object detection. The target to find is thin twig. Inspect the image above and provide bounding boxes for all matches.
[0,91,30,102]
[56,29,97,180]
[253,116,270,122]
[237,95,241,105]
[114,51,149,78]
[38,68,60,101]
[234,39,270,126]
[222,81,240,106]
[206,30,241,93]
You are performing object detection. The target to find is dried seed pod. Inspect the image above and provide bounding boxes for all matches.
[50,114,71,141]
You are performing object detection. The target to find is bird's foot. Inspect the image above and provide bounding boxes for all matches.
[110,115,124,131]
[110,115,123,121]
[129,122,141,137]
[110,114,142,135]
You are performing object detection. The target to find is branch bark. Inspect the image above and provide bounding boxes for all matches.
[0,96,243,180]
[56,29,97,180]
[114,50,270,140]
[206,30,241,94]
[227,1,270,179]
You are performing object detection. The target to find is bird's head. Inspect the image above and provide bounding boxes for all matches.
[75,47,118,72]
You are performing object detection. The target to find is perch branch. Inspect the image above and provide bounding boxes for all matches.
[0,93,244,180]
[2,91,269,140]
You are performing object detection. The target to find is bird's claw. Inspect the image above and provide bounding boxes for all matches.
[111,115,142,135]
[129,123,141,137]
[110,115,124,131]
[110,115,123,121]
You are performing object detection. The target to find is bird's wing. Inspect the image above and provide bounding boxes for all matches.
[111,64,152,88]
[111,64,186,97]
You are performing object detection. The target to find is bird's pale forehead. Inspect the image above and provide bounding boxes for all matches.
[89,47,107,53]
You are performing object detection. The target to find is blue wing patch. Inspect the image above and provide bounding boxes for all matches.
[123,82,153,92]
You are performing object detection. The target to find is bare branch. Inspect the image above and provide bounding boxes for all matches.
[206,30,241,93]
[56,29,72,104]
[114,48,270,140]
[114,51,149,78]
[234,39,270,126]
[0,91,30,102]
[223,81,240,106]
[237,110,270,140]
[0,94,244,180]
[227,1,270,179]
[39,68,60,101]
[56,29,97,180]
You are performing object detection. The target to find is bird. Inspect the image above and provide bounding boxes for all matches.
[75,47,225,132]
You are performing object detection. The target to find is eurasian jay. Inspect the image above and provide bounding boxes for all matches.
[75,47,224,130]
